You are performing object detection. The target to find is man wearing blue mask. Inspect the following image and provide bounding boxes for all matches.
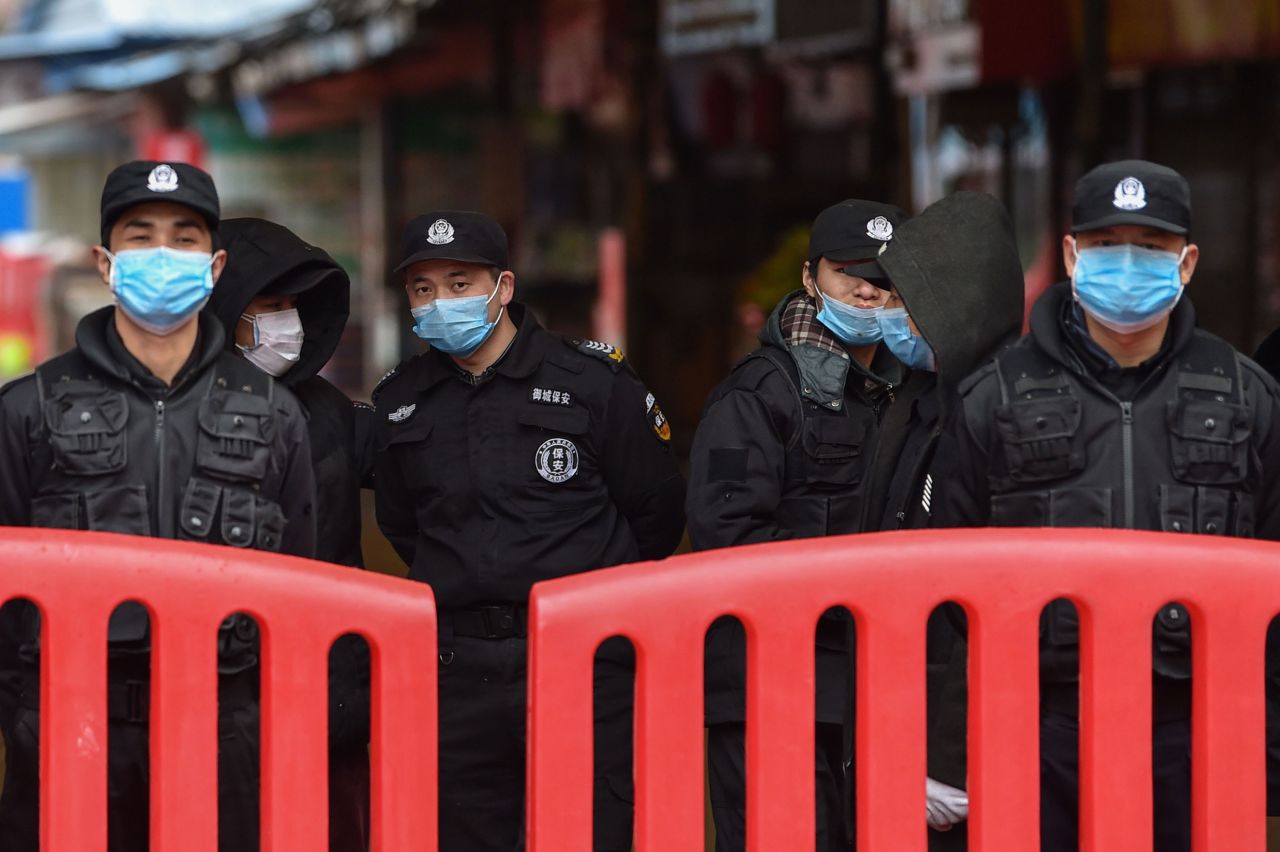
[371,211,685,852]
[0,161,317,851]
[932,160,1280,851]
[686,199,905,852]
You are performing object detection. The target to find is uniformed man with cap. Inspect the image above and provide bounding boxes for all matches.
[0,161,317,851]
[932,159,1280,851]
[686,199,906,852]
[372,211,686,851]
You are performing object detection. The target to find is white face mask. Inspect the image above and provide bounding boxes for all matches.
[238,308,304,377]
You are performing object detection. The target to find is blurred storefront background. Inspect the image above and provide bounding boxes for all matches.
[1,0,1280,456]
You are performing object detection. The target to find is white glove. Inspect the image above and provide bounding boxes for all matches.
[926,777,969,830]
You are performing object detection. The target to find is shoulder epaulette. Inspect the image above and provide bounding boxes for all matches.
[566,337,625,371]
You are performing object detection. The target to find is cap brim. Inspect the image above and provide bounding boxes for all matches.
[1072,212,1188,235]
[393,249,503,274]
[821,242,886,263]
[837,259,891,286]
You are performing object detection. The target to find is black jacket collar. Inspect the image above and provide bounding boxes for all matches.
[418,301,544,389]
[76,306,227,392]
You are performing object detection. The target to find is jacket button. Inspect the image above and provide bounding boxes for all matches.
[1171,521,1183,531]
[190,517,203,528]
[233,416,245,427]
[1205,522,1218,533]
[1167,607,1180,621]
[831,401,842,409]
[1035,417,1047,429]
[231,526,243,539]
[1204,418,1216,430]
[79,411,92,423]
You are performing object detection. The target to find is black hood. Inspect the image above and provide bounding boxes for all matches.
[206,217,351,386]
[877,192,1025,387]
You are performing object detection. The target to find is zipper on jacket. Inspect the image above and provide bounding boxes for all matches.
[1120,401,1134,527]
[154,400,170,537]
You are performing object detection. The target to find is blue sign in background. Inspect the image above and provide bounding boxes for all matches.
[0,172,29,234]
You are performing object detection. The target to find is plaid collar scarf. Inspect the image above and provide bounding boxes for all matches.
[781,293,845,356]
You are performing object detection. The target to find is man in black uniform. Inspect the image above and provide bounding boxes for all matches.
[0,161,317,852]
[372,211,685,852]
[686,199,906,852]
[209,217,372,852]
[931,160,1280,851]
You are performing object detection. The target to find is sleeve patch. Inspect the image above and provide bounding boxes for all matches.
[645,392,671,442]
[709,448,748,482]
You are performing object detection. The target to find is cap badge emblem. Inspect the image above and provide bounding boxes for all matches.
[535,438,579,484]
[426,219,456,245]
[147,164,179,193]
[387,403,416,423]
[1113,177,1147,211]
[866,216,894,241]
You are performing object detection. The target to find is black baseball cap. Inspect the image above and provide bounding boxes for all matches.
[395,211,510,273]
[1072,159,1191,235]
[808,199,907,263]
[100,160,220,247]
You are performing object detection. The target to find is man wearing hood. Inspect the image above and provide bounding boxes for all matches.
[207,217,372,852]
[0,162,316,851]
[861,192,1025,845]
[686,199,906,852]
[932,160,1280,851]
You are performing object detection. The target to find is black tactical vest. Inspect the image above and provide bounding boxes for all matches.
[752,347,880,538]
[985,332,1257,680]
[30,350,286,659]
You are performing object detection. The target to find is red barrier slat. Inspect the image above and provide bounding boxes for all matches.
[526,605,596,852]
[967,600,1041,851]
[1079,595,1154,852]
[40,592,111,852]
[857,603,928,852]
[150,604,220,852]
[260,620,330,852]
[745,613,816,852]
[1192,599,1267,851]
[636,622,706,851]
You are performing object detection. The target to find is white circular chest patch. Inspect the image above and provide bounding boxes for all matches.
[535,438,579,483]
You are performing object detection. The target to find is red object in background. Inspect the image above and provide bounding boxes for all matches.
[0,249,51,364]
[1,528,438,851]
[594,228,627,350]
[700,71,740,148]
[139,129,207,168]
[749,71,785,150]
[528,527,1273,849]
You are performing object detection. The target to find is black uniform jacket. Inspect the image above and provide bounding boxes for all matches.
[372,303,685,610]
[208,217,370,568]
[687,290,902,725]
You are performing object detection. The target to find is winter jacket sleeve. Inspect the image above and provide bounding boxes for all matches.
[276,394,317,559]
[600,366,686,561]
[928,376,996,529]
[372,426,420,568]
[686,365,795,551]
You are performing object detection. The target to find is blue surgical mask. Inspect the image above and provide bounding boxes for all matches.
[105,246,215,336]
[879,307,936,371]
[815,288,883,346]
[1071,242,1188,334]
[411,282,504,356]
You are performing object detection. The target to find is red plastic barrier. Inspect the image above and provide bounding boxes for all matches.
[0,528,437,852]
[526,528,1277,851]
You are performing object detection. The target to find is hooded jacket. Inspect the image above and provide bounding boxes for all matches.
[687,288,903,725]
[864,191,1025,531]
[207,218,369,569]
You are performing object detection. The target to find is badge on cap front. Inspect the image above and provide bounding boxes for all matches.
[1113,177,1146,211]
[427,219,455,245]
[147,164,179,193]
[866,216,894,241]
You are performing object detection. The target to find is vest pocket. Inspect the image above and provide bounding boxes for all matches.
[83,486,150,536]
[180,478,222,540]
[994,397,1084,484]
[1166,399,1250,485]
[1159,483,1250,536]
[196,393,273,484]
[800,415,866,486]
[42,391,129,476]
[990,487,1112,527]
[31,493,80,529]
